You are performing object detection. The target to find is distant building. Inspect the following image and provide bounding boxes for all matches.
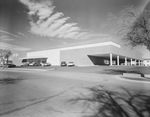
[20,36,148,66]
[143,59,150,66]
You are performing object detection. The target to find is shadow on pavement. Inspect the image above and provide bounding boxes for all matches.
[0,77,24,85]
[69,85,150,117]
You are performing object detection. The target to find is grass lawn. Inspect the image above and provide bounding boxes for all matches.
[16,65,150,74]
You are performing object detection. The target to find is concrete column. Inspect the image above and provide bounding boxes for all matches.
[125,57,127,66]
[130,58,132,66]
[135,60,137,66]
[117,55,119,66]
[141,60,143,66]
[138,60,141,66]
[110,53,113,66]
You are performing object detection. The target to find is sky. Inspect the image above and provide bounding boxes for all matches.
[0,0,149,64]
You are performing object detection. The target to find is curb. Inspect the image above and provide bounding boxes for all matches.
[0,68,56,72]
[122,73,150,79]
[116,75,150,83]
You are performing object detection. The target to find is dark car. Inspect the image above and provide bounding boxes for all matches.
[33,62,41,66]
[61,61,67,66]
[29,62,41,66]
[7,64,16,68]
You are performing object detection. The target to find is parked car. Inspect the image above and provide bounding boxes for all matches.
[22,62,30,66]
[61,61,67,66]
[68,62,75,67]
[29,62,41,66]
[29,62,35,66]
[40,62,51,66]
[121,63,125,65]
[34,62,41,66]
[7,63,16,68]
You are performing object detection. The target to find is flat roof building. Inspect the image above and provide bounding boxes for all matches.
[20,36,147,66]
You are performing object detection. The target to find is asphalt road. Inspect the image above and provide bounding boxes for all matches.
[0,70,149,117]
[0,70,101,117]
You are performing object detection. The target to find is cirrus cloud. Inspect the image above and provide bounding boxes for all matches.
[0,30,19,38]
[0,42,31,51]
[0,35,15,42]
[19,0,91,39]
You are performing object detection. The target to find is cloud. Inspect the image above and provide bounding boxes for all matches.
[0,42,31,51]
[0,38,15,42]
[19,0,89,39]
[18,32,26,37]
[0,35,15,42]
[0,36,9,39]
[86,33,110,39]
[0,30,19,38]
[41,17,69,37]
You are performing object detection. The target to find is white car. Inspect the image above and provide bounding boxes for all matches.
[29,62,35,66]
[68,62,75,67]
[40,62,51,66]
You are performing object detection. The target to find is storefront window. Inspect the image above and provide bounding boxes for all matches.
[112,60,116,65]
[22,59,27,62]
[104,60,109,64]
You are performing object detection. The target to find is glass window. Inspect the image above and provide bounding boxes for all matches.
[22,59,27,62]
[112,60,116,64]
[104,60,109,64]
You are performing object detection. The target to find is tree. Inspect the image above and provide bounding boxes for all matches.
[124,9,150,50]
[0,49,12,65]
[102,6,138,37]
[4,50,12,64]
[103,6,150,50]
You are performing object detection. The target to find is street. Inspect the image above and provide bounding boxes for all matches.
[0,70,149,117]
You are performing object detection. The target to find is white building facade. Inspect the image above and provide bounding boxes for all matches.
[20,36,147,66]
[143,59,150,66]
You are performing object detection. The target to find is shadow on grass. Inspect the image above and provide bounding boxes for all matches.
[102,69,144,75]
[69,86,150,117]
[0,77,24,84]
